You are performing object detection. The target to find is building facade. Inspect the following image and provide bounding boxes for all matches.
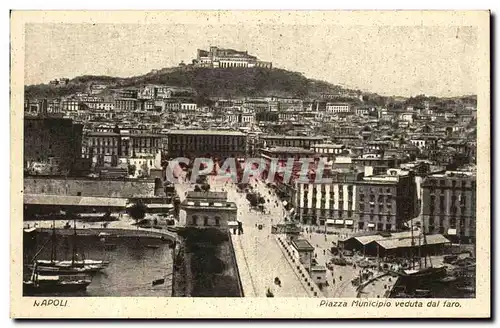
[355,169,417,232]
[294,170,363,228]
[84,129,163,158]
[24,117,83,175]
[421,171,476,242]
[194,46,272,69]
[260,135,327,149]
[326,103,350,114]
[166,130,247,159]
[180,191,237,229]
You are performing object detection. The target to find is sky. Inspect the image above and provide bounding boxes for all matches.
[24,23,478,97]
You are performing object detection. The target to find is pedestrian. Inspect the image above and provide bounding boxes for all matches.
[323,249,326,255]
[339,275,343,281]
[332,278,335,285]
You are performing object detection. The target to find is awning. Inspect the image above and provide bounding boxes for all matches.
[326,219,336,225]
[447,228,457,235]
[345,220,354,225]
[367,223,375,228]
[289,208,295,215]
[334,219,344,224]
[228,221,239,227]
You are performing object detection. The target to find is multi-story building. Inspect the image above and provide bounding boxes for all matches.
[114,98,137,111]
[166,130,247,159]
[311,143,346,161]
[180,191,237,228]
[116,88,139,99]
[294,170,363,228]
[326,103,350,114]
[24,99,48,116]
[163,100,181,112]
[355,169,417,232]
[194,46,272,69]
[409,135,439,149]
[352,154,398,176]
[260,135,327,149]
[239,112,255,125]
[84,128,163,159]
[89,83,107,95]
[24,117,83,175]
[61,100,81,112]
[421,171,476,242]
[84,101,115,111]
[180,103,197,112]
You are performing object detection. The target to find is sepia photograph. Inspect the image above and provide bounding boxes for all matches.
[10,10,490,318]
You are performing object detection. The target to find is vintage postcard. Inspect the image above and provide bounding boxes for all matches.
[10,10,490,318]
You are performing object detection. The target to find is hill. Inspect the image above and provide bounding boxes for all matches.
[24,67,353,102]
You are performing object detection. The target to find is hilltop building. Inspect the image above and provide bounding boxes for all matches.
[193,46,272,69]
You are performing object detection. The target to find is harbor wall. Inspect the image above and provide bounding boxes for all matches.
[171,228,244,297]
[24,176,156,198]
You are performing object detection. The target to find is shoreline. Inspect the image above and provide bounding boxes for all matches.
[26,226,178,242]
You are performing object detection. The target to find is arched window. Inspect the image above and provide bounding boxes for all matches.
[203,216,209,226]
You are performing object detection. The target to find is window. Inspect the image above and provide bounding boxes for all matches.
[192,215,198,226]
[204,216,209,226]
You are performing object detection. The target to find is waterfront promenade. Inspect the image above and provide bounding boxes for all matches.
[24,215,178,241]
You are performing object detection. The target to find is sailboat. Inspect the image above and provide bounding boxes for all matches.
[30,220,109,275]
[23,262,92,294]
[398,220,446,284]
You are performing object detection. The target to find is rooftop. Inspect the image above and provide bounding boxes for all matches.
[426,170,476,179]
[373,234,450,250]
[186,191,228,200]
[167,129,245,136]
[292,238,314,251]
[24,194,128,208]
[261,135,326,140]
[262,147,316,154]
[312,143,345,148]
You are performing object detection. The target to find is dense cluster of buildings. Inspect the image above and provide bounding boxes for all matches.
[24,46,477,243]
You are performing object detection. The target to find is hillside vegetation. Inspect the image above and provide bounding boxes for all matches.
[25,67,346,100]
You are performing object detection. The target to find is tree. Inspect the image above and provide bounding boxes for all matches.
[201,183,211,192]
[128,201,147,223]
[194,185,202,192]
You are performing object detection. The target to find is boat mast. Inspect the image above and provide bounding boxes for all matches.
[410,218,415,270]
[51,219,57,263]
[72,218,77,266]
[417,224,422,269]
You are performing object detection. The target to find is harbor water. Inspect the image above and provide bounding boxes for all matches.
[24,231,174,297]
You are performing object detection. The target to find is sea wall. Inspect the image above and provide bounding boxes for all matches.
[24,176,156,198]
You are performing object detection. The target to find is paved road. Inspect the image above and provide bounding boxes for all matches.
[304,231,359,297]
[174,174,309,297]
[210,176,309,297]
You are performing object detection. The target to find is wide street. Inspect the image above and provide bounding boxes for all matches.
[304,232,359,297]
[174,171,309,297]
[210,175,309,297]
